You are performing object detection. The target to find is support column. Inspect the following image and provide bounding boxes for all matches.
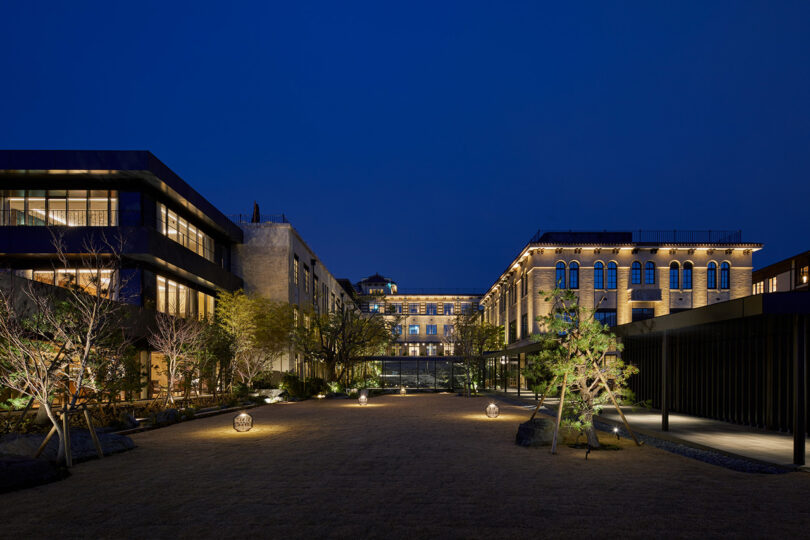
[793,315,806,466]
[662,331,669,432]
[517,354,522,397]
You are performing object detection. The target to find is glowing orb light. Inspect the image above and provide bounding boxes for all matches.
[485,402,500,418]
[399,386,407,395]
[233,412,254,432]
[358,394,368,406]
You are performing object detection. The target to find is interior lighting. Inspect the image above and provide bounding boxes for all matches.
[233,412,253,432]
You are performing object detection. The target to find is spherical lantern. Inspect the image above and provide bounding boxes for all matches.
[485,402,500,418]
[316,393,326,399]
[233,412,254,432]
[399,386,407,395]
[358,394,368,406]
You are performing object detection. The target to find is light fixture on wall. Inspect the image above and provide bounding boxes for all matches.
[233,412,253,432]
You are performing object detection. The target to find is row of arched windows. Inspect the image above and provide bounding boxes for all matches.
[554,261,731,291]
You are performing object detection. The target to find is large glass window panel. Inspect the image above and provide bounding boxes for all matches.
[33,270,54,285]
[109,192,118,225]
[157,276,166,313]
[56,269,76,288]
[68,195,87,226]
[167,280,178,315]
[47,198,66,225]
[178,283,188,317]
[28,197,46,226]
[7,196,25,225]
[88,195,108,226]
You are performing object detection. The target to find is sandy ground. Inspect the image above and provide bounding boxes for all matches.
[1,393,809,539]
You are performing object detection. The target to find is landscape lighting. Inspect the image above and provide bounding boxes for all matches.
[399,386,407,395]
[358,394,368,406]
[233,412,254,432]
[485,402,500,418]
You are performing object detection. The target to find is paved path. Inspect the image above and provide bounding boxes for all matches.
[497,389,809,468]
[2,393,809,538]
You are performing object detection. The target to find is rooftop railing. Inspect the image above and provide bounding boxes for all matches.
[230,213,290,225]
[528,229,745,245]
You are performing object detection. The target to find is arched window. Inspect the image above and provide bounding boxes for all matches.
[594,262,604,289]
[721,262,730,289]
[683,262,693,290]
[645,261,656,285]
[569,262,579,289]
[631,261,642,285]
[607,262,617,290]
[555,262,566,289]
[707,262,717,289]
[669,262,680,289]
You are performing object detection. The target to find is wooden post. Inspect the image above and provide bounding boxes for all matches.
[529,376,558,421]
[84,408,104,459]
[592,366,642,446]
[550,372,568,454]
[793,315,806,466]
[62,409,73,468]
[34,424,57,459]
[662,332,669,432]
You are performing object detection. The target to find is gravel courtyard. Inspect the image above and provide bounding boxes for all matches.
[2,393,809,538]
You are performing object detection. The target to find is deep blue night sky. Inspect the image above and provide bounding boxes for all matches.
[1,2,808,291]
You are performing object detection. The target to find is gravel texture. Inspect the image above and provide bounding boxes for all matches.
[1,393,809,539]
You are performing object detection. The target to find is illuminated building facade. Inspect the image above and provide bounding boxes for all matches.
[481,231,762,350]
[752,250,810,294]
[233,220,355,373]
[0,150,243,321]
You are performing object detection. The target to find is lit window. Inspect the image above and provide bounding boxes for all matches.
[569,262,579,289]
[800,266,809,285]
[594,262,604,290]
[645,262,655,285]
[631,262,642,285]
[426,324,437,335]
[707,262,717,289]
[426,344,437,356]
[607,262,617,289]
[669,262,680,289]
[768,277,777,293]
[369,303,380,313]
[1,189,117,227]
[408,324,419,335]
[293,255,299,285]
[555,262,566,288]
[720,262,730,290]
[157,203,214,262]
[682,262,693,290]
[444,324,453,336]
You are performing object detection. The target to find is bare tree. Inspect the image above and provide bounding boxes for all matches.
[148,313,205,406]
[450,310,504,397]
[0,230,132,464]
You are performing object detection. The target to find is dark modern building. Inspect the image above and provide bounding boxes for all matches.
[752,250,810,295]
[0,150,243,320]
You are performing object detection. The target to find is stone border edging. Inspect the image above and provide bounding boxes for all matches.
[114,403,259,436]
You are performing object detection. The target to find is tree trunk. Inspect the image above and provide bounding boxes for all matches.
[43,406,66,464]
[581,391,600,448]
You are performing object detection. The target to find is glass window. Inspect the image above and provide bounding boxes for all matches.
[426,324,437,335]
[645,262,655,285]
[28,196,47,226]
[33,270,54,285]
[444,324,453,336]
[68,192,87,226]
[707,262,717,289]
[393,325,402,335]
[408,324,419,335]
[461,302,471,313]
[555,262,566,288]
[293,255,299,285]
[393,303,402,314]
[443,303,453,315]
[669,262,680,289]
[157,203,215,262]
[607,262,617,290]
[631,261,642,285]
[721,262,730,290]
[521,313,528,337]
[409,303,419,314]
[594,309,617,327]
[683,262,693,290]
[768,277,777,293]
[426,344,437,356]
[369,303,380,313]
[569,262,579,289]
[594,262,604,290]
[632,308,655,322]
[426,303,437,315]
